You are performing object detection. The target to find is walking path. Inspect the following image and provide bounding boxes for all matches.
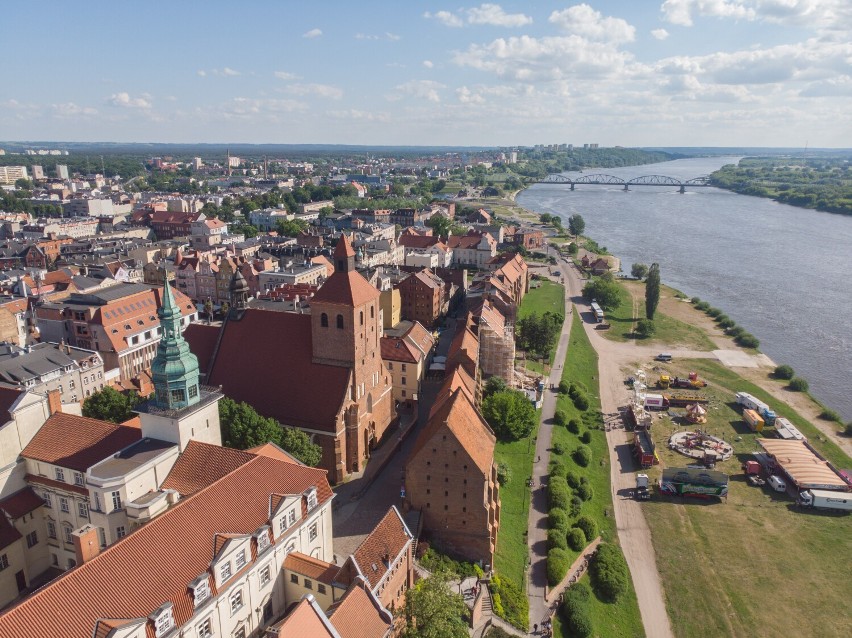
[544,536,601,607]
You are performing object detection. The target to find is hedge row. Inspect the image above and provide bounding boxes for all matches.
[589,542,629,603]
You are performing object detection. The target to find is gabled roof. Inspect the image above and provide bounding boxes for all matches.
[403,321,435,357]
[21,413,142,473]
[246,442,302,465]
[398,235,440,249]
[274,596,341,638]
[0,454,333,638]
[429,366,477,419]
[284,551,338,585]
[311,269,380,307]
[0,487,44,519]
[380,336,419,364]
[402,270,444,291]
[327,580,393,638]
[160,440,255,496]
[345,506,412,590]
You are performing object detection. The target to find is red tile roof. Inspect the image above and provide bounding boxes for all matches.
[328,581,393,638]
[347,507,411,590]
[380,337,419,364]
[0,455,333,638]
[247,442,301,465]
[186,310,350,431]
[160,440,255,496]
[21,413,141,472]
[0,487,45,519]
[181,323,219,374]
[274,596,338,637]
[284,552,338,584]
[398,235,441,249]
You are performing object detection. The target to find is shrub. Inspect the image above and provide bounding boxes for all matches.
[714,313,729,323]
[558,380,570,394]
[554,409,568,427]
[580,430,592,444]
[707,307,723,318]
[547,528,568,551]
[567,419,581,434]
[496,462,511,486]
[569,496,583,518]
[547,548,571,586]
[774,364,795,380]
[819,409,841,422]
[575,515,597,542]
[572,392,590,411]
[566,470,581,489]
[549,477,571,510]
[490,574,528,631]
[550,458,566,479]
[789,377,809,392]
[846,422,852,436]
[552,442,566,455]
[549,508,569,532]
[695,301,710,311]
[590,543,629,603]
[634,318,656,338]
[736,333,760,349]
[727,325,745,337]
[690,297,701,304]
[718,317,736,329]
[567,527,586,551]
[573,445,592,467]
[560,584,593,638]
[577,482,593,502]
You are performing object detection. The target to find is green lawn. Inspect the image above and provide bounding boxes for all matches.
[517,280,565,376]
[549,309,645,638]
[642,358,852,638]
[552,572,644,638]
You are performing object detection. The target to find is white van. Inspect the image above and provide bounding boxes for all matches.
[768,475,786,493]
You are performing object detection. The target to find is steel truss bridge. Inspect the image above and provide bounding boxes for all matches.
[534,174,712,193]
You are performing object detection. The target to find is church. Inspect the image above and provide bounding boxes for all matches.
[185,235,395,483]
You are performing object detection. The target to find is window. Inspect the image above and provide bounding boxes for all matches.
[59,497,69,513]
[154,608,174,637]
[92,492,100,512]
[69,379,75,389]
[318,584,327,594]
[320,313,328,327]
[74,472,84,486]
[111,491,122,511]
[260,565,271,587]
[116,526,126,539]
[402,363,407,372]
[0,554,8,570]
[288,509,296,526]
[306,489,318,510]
[336,314,344,329]
[188,384,198,399]
[42,492,52,509]
[196,618,213,638]
[230,589,243,613]
[235,549,246,570]
[171,388,185,403]
[234,628,246,638]
[257,530,270,553]
[220,561,232,582]
[388,362,393,370]
[55,467,65,482]
[78,502,88,518]
[401,390,406,397]
[63,525,73,544]
[47,521,56,539]
[290,573,298,584]
[51,553,58,566]
[309,523,318,541]
[194,579,211,606]
[304,578,312,590]
[360,311,364,325]
[401,377,407,385]
[26,531,38,548]
[279,515,287,534]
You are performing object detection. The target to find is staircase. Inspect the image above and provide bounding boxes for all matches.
[481,586,493,614]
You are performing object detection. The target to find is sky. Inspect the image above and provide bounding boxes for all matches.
[1,0,851,148]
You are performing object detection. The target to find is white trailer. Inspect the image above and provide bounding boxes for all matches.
[644,393,666,410]
[799,489,852,512]
[736,391,768,414]
[774,417,806,441]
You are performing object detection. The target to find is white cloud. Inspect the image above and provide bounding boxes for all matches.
[286,83,344,100]
[799,75,852,97]
[355,31,401,41]
[274,71,301,81]
[423,10,463,28]
[387,80,447,103]
[548,4,635,44]
[467,3,532,27]
[108,92,152,108]
[222,97,308,118]
[52,102,98,117]
[652,28,670,40]
[326,109,391,122]
[197,70,206,77]
[303,28,323,38]
[356,33,380,40]
[386,32,401,41]
[423,60,434,68]
[219,67,240,77]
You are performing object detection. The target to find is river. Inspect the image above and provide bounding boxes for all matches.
[517,157,852,421]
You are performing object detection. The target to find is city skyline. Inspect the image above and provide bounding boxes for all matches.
[2,1,851,147]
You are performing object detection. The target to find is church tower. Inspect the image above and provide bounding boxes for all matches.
[138,282,222,450]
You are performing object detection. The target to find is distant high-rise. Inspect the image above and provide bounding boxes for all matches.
[55,164,69,179]
[30,165,45,180]
[0,166,28,185]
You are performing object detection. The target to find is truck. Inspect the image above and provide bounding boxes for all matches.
[743,408,764,432]
[798,489,852,512]
[633,430,659,468]
[671,372,708,389]
[634,474,651,500]
[774,417,806,441]
[742,460,765,486]
[659,467,729,498]
[657,374,671,389]
[664,392,709,408]
[644,393,666,411]
[626,402,652,431]
[759,407,777,427]
[736,391,772,417]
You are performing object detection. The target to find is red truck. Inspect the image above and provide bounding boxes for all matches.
[634,430,659,468]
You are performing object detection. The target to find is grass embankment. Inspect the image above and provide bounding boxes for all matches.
[598,280,716,351]
[550,309,644,638]
[640,358,852,638]
[517,279,564,376]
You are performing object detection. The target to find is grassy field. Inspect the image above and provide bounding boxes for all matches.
[549,309,645,638]
[517,280,565,376]
[640,358,852,638]
[596,280,716,350]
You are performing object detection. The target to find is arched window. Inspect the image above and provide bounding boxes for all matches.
[336,314,344,329]
[360,311,364,326]
[320,313,328,327]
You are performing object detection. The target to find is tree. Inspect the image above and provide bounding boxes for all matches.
[82,387,142,423]
[582,278,620,311]
[240,224,259,239]
[483,376,507,398]
[516,311,562,358]
[280,427,322,467]
[645,262,660,320]
[481,390,537,442]
[631,263,648,280]
[425,214,462,238]
[400,575,468,638]
[635,318,656,338]
[275,218,309,237]
[568,214,585,236]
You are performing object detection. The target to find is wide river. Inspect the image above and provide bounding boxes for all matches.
[517,157,852,421]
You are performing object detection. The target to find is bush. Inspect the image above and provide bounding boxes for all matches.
[580,430,592,444]
[819,409,841,422]
[573,445,592,467]
[490,574,528,631]
[774,364,795,380]
[566,470,581,489]
[419,548,479,578]
[736,333,760,349]
[577,482,594,502]
[549,508,570,532]
[690,297,701,304]
[552,442,566,455]
[496,462,510,486]
[558,380,570,394]
[846,422,852,436]
[550,458,566,479]
[554,409,568,427]
[567,527,586,551]
[547,548,571,586]
[727,325,745,338]
[718,317,736,329]
[634,318,656,338]
[789,377,809,392]
[567,418,581,434]
[572,392,590,411]
[547,528,568,551]
[590,543,629,603]
[714,313,729,323]
[549,477,571,510]
[575,515,597,542]
[707,307,723,318]
[695,301,710,311]
[560,584,593,638]
[569,495,584,518]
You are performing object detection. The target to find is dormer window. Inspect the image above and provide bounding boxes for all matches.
[288,509,296,526]
[256,527,271,554]
[151,604,175,638]
[305,487,318,511]
[235,548,246,570]
[192,577,211,607]
[219,561,232,582]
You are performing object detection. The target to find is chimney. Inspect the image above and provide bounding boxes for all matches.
[73,524,101,565]
[47,388,62,415]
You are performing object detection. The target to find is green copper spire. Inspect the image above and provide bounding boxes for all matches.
[151,282,200,410]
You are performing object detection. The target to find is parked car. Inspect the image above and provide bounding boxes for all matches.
[655,353,673,362]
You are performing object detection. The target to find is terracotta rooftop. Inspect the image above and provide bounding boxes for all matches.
[284,551,338,585]
[21,413,142,473]
[0,487,44,520]
[397,235,441,249]
[246,442,301,465]
[0,455,333,638]
[274,596,339,637]
[327,581,393,638]
[161,440,255,496]
[347,507,412,590]
[380,336,420,364]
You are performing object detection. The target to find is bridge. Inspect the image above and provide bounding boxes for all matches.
[533,173,712,193]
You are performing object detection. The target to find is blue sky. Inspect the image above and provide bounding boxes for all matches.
[2,1,850,147]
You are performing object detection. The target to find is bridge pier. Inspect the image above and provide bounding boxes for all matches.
[679,185,686,194]
[570,183,574,191]
[623,184,629,191]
